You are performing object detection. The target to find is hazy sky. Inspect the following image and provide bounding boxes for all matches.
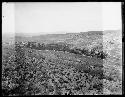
[2,2,122,35]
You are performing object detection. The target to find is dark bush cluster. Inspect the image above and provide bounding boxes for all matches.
[26,42,70,52]
[69,47,108,59]
[24,41,108,59]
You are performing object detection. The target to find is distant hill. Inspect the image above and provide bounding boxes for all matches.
[14,31,104,45]
[3,30,122,53]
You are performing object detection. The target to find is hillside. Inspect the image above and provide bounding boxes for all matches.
[2,30,122,95]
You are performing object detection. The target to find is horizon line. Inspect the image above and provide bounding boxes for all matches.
[2,29,121,37]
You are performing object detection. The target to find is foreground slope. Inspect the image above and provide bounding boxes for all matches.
[2,30,122,95]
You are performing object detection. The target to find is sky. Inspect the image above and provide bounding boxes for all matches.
[2,2,122,36]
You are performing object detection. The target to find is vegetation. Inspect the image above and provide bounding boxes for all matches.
[2,43,103,95]
[25,42,108,60]
[2,31,122,95]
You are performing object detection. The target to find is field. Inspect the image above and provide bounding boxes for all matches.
[2,30,122,95]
